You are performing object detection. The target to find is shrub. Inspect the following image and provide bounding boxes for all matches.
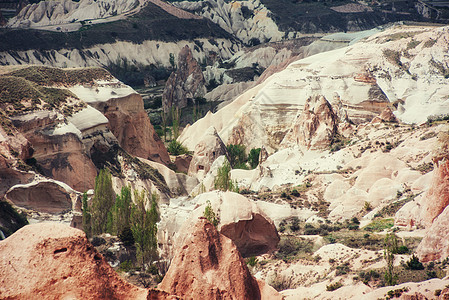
[405,254,424,270]
[326,281,343,291]
[290,217,300,232]
[214,159,237,191]
[203,200,219,227]
[167,140,189,156]
[246,256,258,267]
[396,245,409,254]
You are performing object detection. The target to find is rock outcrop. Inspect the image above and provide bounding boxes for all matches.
[188,126,228,179]
[87,91,170,165]
[0,223,150,299]
[7,0,139,29]
[5,180,78,214]
[179,25,449,153]
[417,203,449,262]
[162,45,206,112]
[159,217,281,300]
[281,95,338,150]
[421,132,449,226]
[159,191,280,259]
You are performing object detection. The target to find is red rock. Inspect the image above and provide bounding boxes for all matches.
[93,93,170,165]
[0,223,149,299]
[422,132,449,226]
[174,154,192,174]
[159,217,282,300]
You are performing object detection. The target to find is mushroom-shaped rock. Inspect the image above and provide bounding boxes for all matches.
[281,95,338,150]
[0,223,155,299]
[159,218,281,300]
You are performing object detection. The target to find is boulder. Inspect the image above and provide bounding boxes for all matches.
[159,217,281,300]
[281,95,338,150]
[162,45,206,112]
[0,223,150,299]
[188,126,228,179]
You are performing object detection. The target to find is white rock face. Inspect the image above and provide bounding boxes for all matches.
[7,0,139,29]
[179,25,449,154]
[0,39,239,70]
[174,0,283,44]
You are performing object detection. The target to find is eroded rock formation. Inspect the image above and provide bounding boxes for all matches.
[162,45,206,112]
[281,95,338,150]
[188,126,228,179]
[90,92,170,165]
[159,217,281,300]
[0,223,150,299]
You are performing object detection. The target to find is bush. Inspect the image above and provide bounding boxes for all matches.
[203,200,219,227]
[246,256,258,267]
[326,281,343,291]
[396,245,409,254]
[167,140,189,156]
[290,217,300,232]
[405,255,424,270]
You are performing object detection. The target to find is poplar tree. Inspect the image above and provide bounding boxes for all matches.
[91,169,115,235]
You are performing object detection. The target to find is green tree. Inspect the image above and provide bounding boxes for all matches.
[169,53,176,69]
[248,148,261,169]
[213,159,239,192]
[131,190,160,272]
[226,144,246,168]
[91,169,115,235]
[108,186,132,236]
[82,192,92,238]
[384,233,398,285]
[203,200,219,227]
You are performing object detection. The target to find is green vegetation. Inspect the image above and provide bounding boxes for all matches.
[131,190,160,274]
[227,144,247,169]
[213,159,238,192]
[246,256,258,267]
[386,287,409,299]
[0,199,28,238]
[9,66,112,86]
[91,169,115,235]
[203,200,219,227]
[167,140,189,156]
[326,281,343,291]
[363,218,394,232]
[108,186,132,237]
[275,236,315,262]
[82,192,92,239]
[384,233,398,286]
[248,148,261,169]
[404,254,424,270]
